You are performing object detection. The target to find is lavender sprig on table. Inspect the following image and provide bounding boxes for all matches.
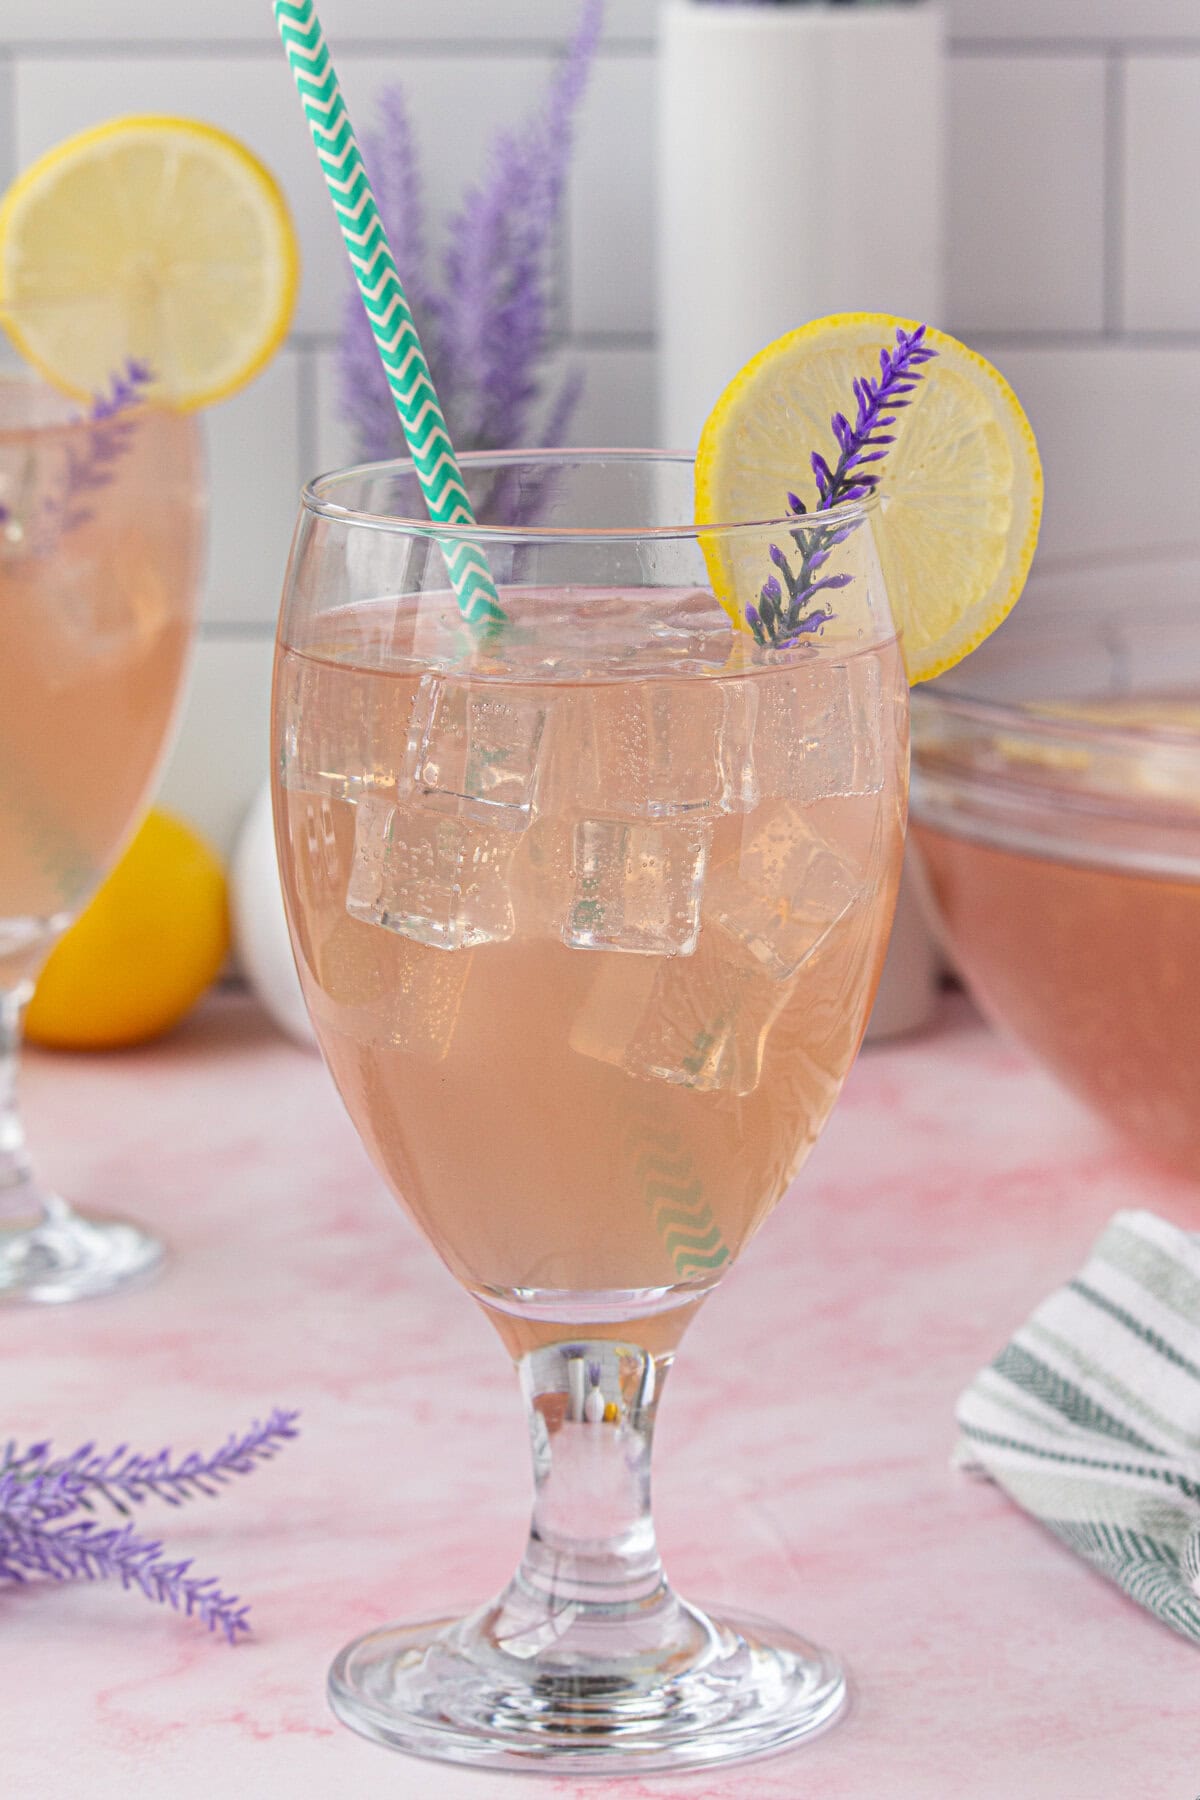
[0,1409,299,1643]
[0,1517,252,1643]
[335,0,603,511]
[747,323,937,648]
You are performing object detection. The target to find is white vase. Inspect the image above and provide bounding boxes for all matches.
[657,0,946,452]
[656,0,946,1039]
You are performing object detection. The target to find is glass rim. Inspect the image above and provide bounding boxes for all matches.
[301,447,881,543]
[0,370,96,445]
[0,371,181,446]
[913,684,1200,760]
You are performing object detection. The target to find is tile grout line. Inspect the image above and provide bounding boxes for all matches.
[940,328,1200,349]
[197,621,277,642]
[3,36,657,60]
[951,36,1200,57]
[288,329,658,354]
[8,36,1200,60]
[0,49,15,190]
[1101,48,1125,339]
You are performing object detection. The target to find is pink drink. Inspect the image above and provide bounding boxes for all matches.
[276,590,906,1352]
[914,695,1200,1178]
[0,401,202,989]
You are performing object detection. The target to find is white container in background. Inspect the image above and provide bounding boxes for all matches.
[657,0,946,452]
[657,0,946,1038]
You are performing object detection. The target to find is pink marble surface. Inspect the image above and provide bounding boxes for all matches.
[5,990,1197,1798]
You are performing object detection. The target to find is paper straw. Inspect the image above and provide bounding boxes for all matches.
[274,0,505,630]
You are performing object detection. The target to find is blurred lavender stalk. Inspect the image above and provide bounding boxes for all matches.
[336,0,604,519]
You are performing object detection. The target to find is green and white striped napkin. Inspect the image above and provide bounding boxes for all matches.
[956,1209,1200,1643]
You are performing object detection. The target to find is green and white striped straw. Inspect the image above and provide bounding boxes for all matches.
[273,0,505,630]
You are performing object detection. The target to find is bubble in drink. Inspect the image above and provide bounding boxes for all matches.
[760,659,886,803]
[564,817,708,956]
[405,672,549,829]
[707,801,861,980]
[347,791,517,950]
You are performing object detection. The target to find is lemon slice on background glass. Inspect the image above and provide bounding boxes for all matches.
[694,312,1043,683]
[0,115,299,409]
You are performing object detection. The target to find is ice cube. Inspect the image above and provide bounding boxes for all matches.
[644,587,736,669]
[716,680,760,815]
[573,679,759,819]
[275,655,410,801]
[313,912,474,1061]
[706,801,861,980]
[346,791,516,950]
[564,818,708,955]
[404,671,549,829]
[759,658,885,803]
[568,934,791,1096]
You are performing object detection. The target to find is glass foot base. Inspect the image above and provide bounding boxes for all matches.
[0,1211,165,1304]
[328,1600,847,1776]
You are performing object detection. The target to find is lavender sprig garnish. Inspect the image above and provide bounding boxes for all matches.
[747,323,937,648]
[335,0,604,517]
[59,358,156,531]
[0,1410,299,1643]
[2,360,155,554]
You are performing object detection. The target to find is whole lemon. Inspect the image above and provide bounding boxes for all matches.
[25,809,230,1051]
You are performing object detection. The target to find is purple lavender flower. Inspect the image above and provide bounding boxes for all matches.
[336,0,604,513]
[335,88,437,465]
[0,1410,298,1643]
[748,323,937,647]
[55,359,156,533]
[441,0,602,456]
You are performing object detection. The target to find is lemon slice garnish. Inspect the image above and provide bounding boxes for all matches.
[694,312,1043,683]
[0,115,299,409]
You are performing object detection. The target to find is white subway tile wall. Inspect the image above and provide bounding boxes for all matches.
[157,640,275,864]
[0,1,1196,852]
[973,345,1200,567]
[947,56,1107,333]
[1122,55,1200,332]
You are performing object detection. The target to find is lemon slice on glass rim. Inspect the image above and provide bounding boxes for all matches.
[0,115,299,409]
[694,312,1043,683]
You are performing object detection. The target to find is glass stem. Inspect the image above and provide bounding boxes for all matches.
[493,1339,680,1660]
[0,984,46,1228]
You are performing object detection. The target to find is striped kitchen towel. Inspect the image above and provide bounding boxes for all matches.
[956,1209,1200,1643]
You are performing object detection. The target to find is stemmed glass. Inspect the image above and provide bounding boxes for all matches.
[273,450,906,1773]
[0,370,204,1302]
